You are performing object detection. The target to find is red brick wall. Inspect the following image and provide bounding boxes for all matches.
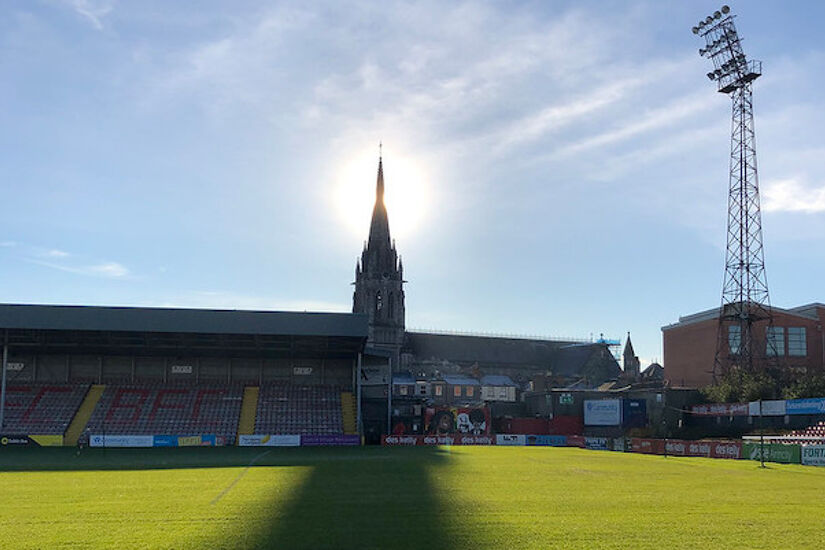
[663,309,825,388]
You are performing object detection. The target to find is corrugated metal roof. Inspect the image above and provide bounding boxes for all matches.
[0,303,368,338]
[392,373,416,385]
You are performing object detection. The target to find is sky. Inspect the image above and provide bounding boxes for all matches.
[2,1,824,368]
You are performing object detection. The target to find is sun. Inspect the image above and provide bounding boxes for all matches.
[333,147,431,242]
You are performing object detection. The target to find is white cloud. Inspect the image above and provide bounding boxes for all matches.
[763,178,825,213]
[88,262,129,277]
[45,249,70,258]
[30,259,130,278]
[60,0,114,31]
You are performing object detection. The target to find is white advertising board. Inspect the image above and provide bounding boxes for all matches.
[496,434,526,446]
[584,399,622,426]
[89,435,154,448]
[802,445,825,467]
[748,400,786,416]
[238,434,301,447]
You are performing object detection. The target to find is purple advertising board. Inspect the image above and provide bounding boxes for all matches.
[301,434,361,446]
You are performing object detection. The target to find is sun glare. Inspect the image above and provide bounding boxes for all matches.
[334,147,431,242]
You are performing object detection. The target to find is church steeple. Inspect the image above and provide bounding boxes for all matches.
[367,153,391,250]
[352,149,406,355]
[623,332,641,379]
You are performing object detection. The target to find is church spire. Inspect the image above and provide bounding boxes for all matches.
[367,147,391,250]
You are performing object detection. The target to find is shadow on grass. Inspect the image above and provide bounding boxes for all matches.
[245,446,456,550]
[0,446,312,472]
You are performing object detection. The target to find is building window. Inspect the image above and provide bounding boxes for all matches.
[788,327,807,357]
[435,385,443,397]
[453,386,461,397]
[728,325,741,355]
[766,326,785,356]
[466,386,474,397]
[399,385,408,396]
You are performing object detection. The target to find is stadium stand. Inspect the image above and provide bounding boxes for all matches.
[1,384,89,435]
[254,383,344,435]
[83,382,244,440]
[787,420,825,443]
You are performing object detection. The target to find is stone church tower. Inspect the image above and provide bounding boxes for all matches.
[353,154,405,358]
[623,332,641,379]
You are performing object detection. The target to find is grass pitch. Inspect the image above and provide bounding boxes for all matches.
[1,446,824,549]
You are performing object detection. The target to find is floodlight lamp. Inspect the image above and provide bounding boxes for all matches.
[721,5,730,14]
[707,72,716,80]
[699,48,706,56]
[714,11,722,19]
[692,26,699,34]
[715,68,723,76]
[705,16,714,24]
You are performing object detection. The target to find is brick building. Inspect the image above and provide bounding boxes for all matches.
[662,303,825,388]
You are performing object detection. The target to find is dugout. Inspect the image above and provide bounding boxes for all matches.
[0,304,367,388]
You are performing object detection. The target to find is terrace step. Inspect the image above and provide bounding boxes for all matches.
[237,386,260,441]
[341,391,357,434]
[64,384,105,446]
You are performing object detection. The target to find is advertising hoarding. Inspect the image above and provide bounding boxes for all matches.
[496,434,526,446]
[525,435,567,447]
[801,445,825,467]
[690,403,749,416]
[748,400,786,416]
[89,435,154,447]
[742,442,801,464]
[301,435,360,446]
[585,437,609,450]
[238,435,301,447]
[584,399,622,426]
[382,435,494,446]
[785,398,825,416]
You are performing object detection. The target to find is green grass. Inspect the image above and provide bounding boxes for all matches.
[1,446,824,549]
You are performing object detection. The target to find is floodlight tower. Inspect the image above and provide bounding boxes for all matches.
[692,6,775,380]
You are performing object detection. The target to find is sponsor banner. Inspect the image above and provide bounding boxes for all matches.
[786,398,825,416]
[382,435,495,446]
[802,445,825,467]
[612,438,626,452]
[584,399,622,426]
[382,435,420,446]
[690,403,749,416]
[566,435,587,448]
[622,399,647,428]
[709,440,742,459]
[743,442,801,464]
[152,435,217,447]
[496,434,526,446]
[0,435,59,446]
[748,400,786,416]
[238,435,301,447]
[585,437,609,450]
[631,438,664,455]
[425,407,491,436]
[525,435,567,447]
[89,435,154,448]
[301,435,360,446]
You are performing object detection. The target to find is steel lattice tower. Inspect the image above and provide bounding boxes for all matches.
[692,6,776,380]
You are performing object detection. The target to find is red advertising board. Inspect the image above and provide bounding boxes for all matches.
[382,435,495,446]
[566,435,587,448]
[631,438,665,455]
[709,440,742,459]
